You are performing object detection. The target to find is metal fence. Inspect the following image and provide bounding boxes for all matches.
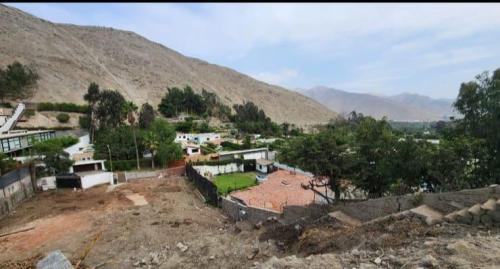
[185,164,219,206]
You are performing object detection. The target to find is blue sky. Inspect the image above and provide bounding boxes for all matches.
[7,3,500,99]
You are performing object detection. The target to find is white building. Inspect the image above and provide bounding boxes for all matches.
[175,132,221,145]
[60,134,114,189]
[218,148,273,162]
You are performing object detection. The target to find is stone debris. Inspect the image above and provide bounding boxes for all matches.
[176,242,189,252]
[36,250,73,269]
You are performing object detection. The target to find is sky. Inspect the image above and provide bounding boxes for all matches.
[6,3,500,99]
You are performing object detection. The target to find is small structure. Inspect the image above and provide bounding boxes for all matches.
[175,132,221,145]
[218,148,272,162]
[256,159,276,182]
[0,166,35,217]
[180,141,201,156]
[58,134,113,189]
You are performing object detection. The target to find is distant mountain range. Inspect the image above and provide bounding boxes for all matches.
[301,87,459,122]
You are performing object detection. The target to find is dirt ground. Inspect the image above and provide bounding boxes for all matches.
[2,176,500,269]
[0,176,280,269]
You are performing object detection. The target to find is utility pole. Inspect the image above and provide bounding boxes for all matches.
[106,144,113,172]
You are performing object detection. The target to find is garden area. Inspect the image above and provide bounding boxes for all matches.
[214,172,257,196]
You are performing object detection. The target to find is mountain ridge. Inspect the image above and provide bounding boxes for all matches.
[0,4,337,126]
[301,86,458,121]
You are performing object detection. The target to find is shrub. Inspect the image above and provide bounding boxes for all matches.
[0,102,12,108]
[79,115,90,129]
[56,113,70,123]
[24,108,35,117]
[37,102,89,113]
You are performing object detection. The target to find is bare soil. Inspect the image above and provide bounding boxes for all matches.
[0,176,279,269]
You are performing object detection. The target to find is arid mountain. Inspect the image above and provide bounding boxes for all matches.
[302,87,458,121]
[0,4,337,125]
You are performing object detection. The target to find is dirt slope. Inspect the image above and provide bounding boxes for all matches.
[0,4,337,125]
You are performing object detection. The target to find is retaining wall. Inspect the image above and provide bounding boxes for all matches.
[221,197,281,225]
[0,167,35,218]
[330,185,500,222]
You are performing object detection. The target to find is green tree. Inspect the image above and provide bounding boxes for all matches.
[95,89,126,130]
[122,101,140,170]
[0,61,39,102]
[278,128,352,201]
[350,117,396,196]
[143,119,178,169]
[56,113,70,123]
[138,103,155,129]
[33,137,77,175]
[84,82,100,142]
[454,69,500,181]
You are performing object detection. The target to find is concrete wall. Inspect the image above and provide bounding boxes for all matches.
[221,197,281,225]
[81,172,113,189]
[125,171,158,181]
[0,167,35,218]
[37,176,56,191]
[243,151,267,160]
[330,185,500,222]
[193,163,244,177]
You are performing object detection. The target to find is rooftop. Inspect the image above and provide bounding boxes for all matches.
[0,129,54,139]
[230,169,318,212]
[219,147,268,156]
[256,159,274,166]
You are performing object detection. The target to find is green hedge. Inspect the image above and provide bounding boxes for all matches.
[56,113,70,123]
[104,159,154,171]
[37,102,89,113]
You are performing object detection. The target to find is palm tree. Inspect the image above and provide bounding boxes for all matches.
[122,101,140,170]
[143,131,159,169]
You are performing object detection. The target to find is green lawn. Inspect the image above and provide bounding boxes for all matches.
[214,172,257,196]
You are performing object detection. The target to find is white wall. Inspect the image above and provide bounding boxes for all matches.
[37,176,56,191]
[81,172,113,189]
[194,163,244,177]
[125,171,157,181]
[243,151,267,160]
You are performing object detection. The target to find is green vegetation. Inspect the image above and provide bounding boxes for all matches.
[232,102,280,136]
[174,117,214,133]
[32,136,78,176]
[158,86,231,120]
[56,113,70,123]
[0,153,18,175]
[138,102,155,129]
[24,108,35,117]
[37,102,89,113]
[214,172,257,196]
[279,68,500,200]
[0,61,39,102]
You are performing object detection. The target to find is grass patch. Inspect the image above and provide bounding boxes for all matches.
[214,172,257,196]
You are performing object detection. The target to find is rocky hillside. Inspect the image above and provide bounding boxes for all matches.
[0,4,337,125]
[302,87,458,121]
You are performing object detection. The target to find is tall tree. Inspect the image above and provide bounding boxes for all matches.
[0,61,39,102]
[139,103,155,129]
[143,119,178,169]
[122,101,140,170]
[95,90,126,130]
[279,128,352,201]
[83,82,100,142]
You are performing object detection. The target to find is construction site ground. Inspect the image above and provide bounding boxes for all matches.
[1,175,500,269]
[0,176,278,268]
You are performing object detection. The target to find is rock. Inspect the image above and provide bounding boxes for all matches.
[359,263,377,269]
[209,255,215,260]
[183,218,193,225]
[294,224,302,231]
[254,221,262,229]
[149,252,160,265]
[373,257,382,265]
[176,242,189,252]
[247,248,259,260]
[419,254,438,268]
[133,261,141,267]
[37,250,74,269]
